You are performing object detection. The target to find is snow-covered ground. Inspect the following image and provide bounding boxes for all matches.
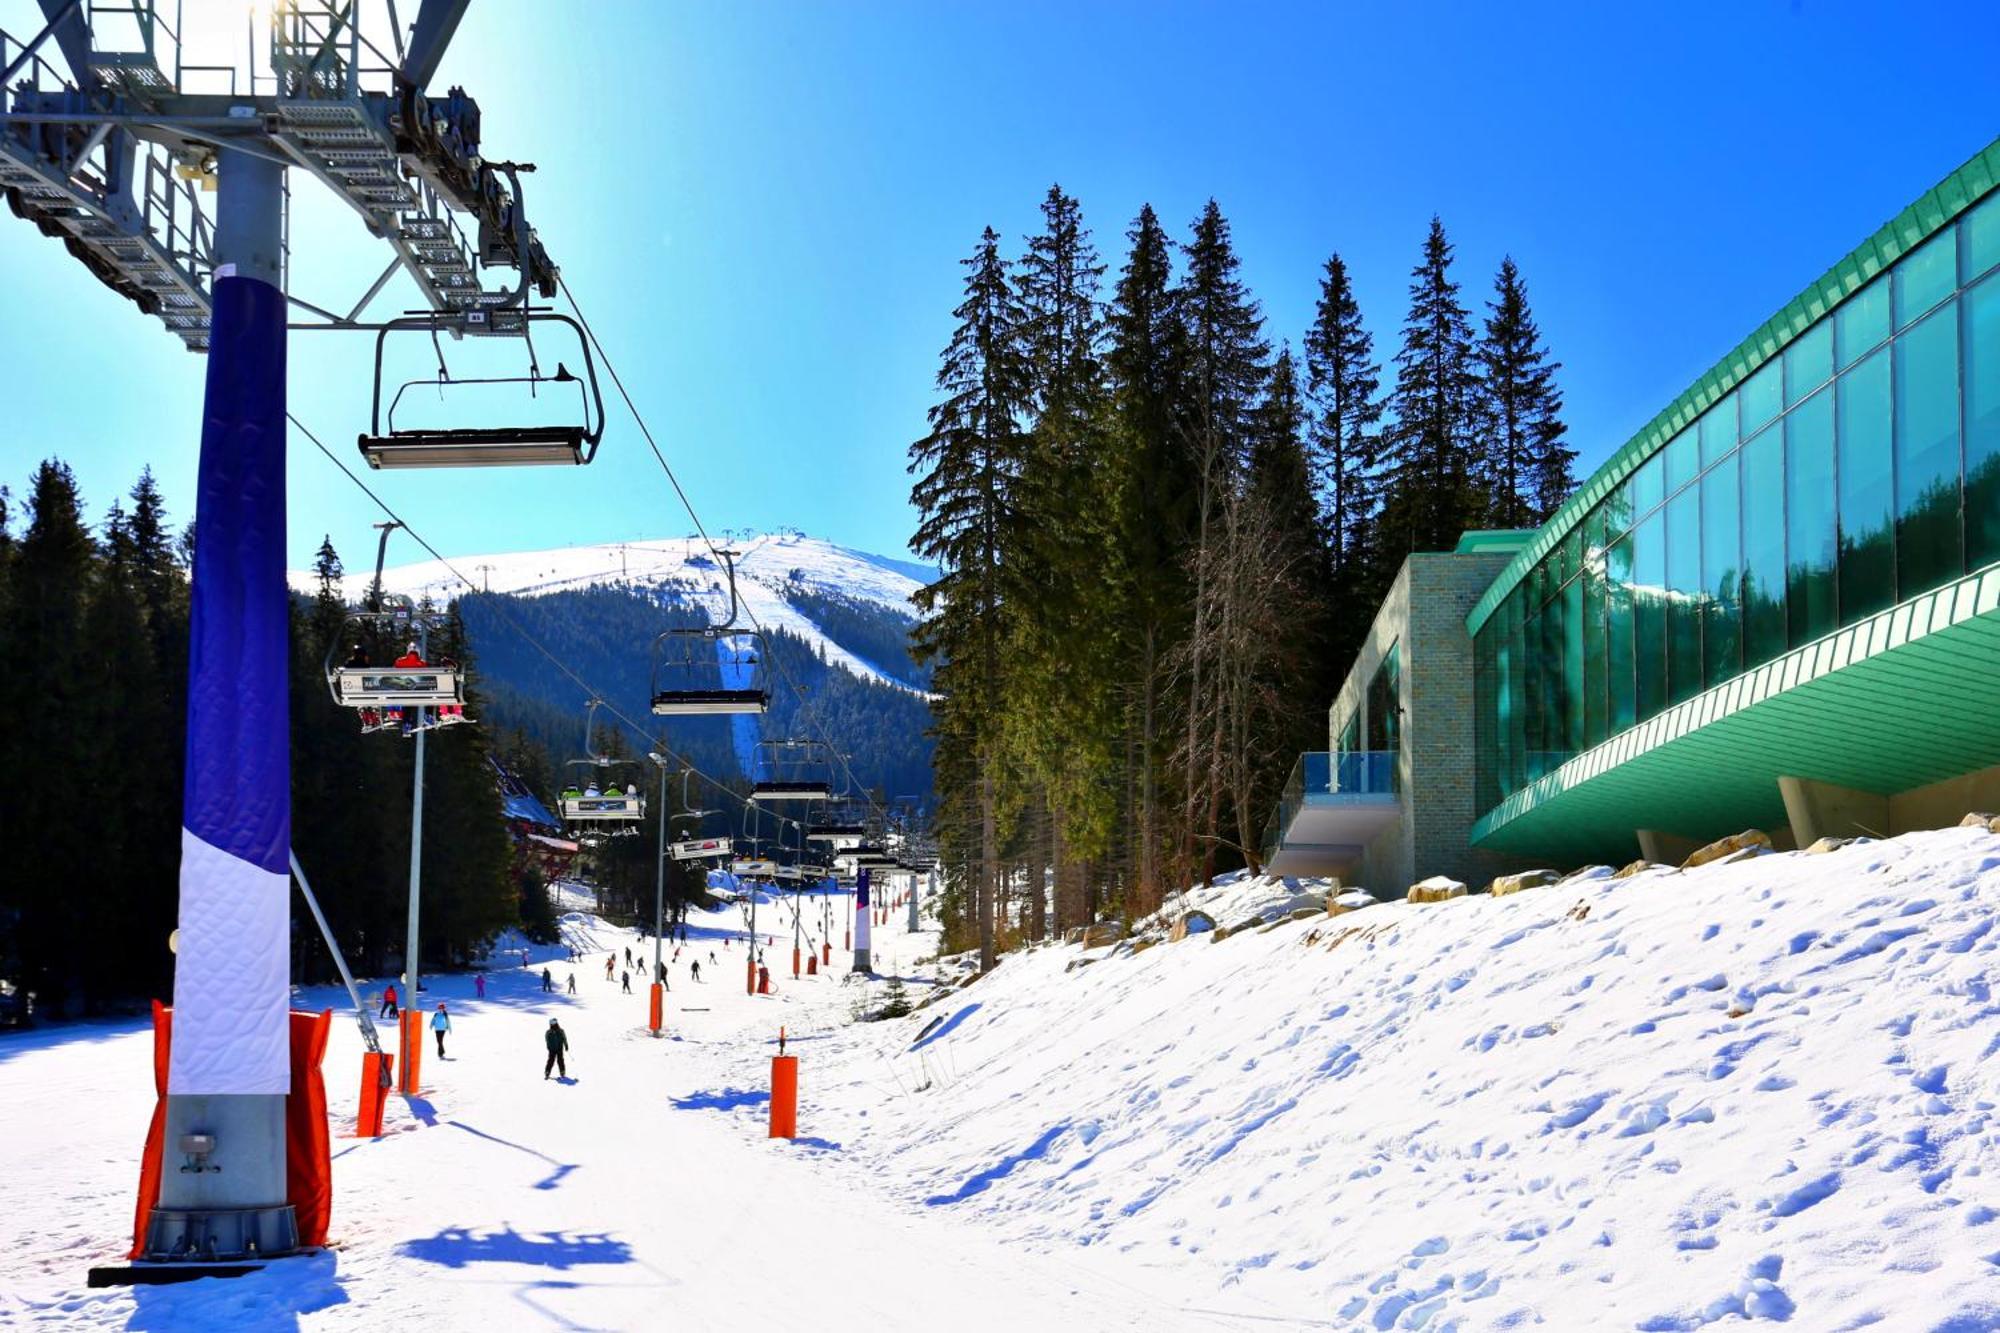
[8,827,2000,1329]
[287,529,931,693]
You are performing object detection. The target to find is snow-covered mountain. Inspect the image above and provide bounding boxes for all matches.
[291,529,935,693]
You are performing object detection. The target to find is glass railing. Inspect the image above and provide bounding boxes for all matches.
[1332,750,1397,794]
[1260,750,1399,864]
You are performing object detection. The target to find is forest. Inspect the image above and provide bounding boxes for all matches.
[908,189,1575,965]
[0,463,533,1013]
[0,460,939,1013]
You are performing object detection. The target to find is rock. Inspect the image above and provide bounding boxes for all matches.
[1288,906,1322,922]
[1487,869,1560,898]
[1559,865,1616,886]
[1407,876,1467,903]
[1129,937,1159,955]
[1063,957,1096,974]
[1221,915,1267,937]
[1209,925,1232,942]
[1613,860,1670,879]
[1168,909,1217,942]
[1961,811,1996,828]
[1327,890,1377,916]
[1062,927,1085,945]
[1079,921,1126,949]
[1804,836,1859,854]
[1681,829,1772,870]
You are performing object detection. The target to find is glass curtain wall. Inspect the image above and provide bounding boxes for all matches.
[1474,186,2000,815]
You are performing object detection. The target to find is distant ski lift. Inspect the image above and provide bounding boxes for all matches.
[650,627,767,715]
[558,700,645,827]
[750,739,833,804]
[358,311,604,469]
[323,572,470,732]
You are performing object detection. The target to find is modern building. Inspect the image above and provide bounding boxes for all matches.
[1268,136,2000,891]
[1264,533,1538,891]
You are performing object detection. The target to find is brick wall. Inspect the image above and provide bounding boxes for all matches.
[1330,550,1546,896]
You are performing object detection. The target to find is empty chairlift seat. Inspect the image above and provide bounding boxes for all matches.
[357,312,604,470]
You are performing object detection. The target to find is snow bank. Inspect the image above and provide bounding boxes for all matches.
[812,826,2000,1330]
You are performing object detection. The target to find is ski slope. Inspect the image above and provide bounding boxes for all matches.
[8,827,2000,1329]
[287,529,932,694]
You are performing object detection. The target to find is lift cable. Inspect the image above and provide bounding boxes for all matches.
[554,274,895,832]
[288,409,813,842]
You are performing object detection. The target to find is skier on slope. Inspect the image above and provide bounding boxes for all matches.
[431,1003,452,1057]
[544,1018,569,1080]
[540,967,553,993]
[474,972,486,999]
[620,969,631,994]
[567,972,577,994]
[379,983,398,1019]
[690,959,701,983]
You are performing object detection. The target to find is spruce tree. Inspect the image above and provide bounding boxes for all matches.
[1173,199,1269,886]
[1478,256,1575,523]
[1008,184,1116,941]
[1303,252,1384,583]
[908,225,1032,971]
[1104,204,1192,914]
[4,462,96,1008]
[1381,217,1484,566]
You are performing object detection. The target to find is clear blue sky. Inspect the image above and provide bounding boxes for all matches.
[3,1,1998,571]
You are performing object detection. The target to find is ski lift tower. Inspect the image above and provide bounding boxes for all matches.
[1,1,569,1271]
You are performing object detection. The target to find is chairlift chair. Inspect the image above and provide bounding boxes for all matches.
[557,701,646,826]
[649,627,768,716]
[750,739,833,804]
[357,311,605,469]
[322,563,469,733]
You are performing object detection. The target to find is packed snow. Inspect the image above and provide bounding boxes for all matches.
[7,826,2000,1329]
[287,529,931,693]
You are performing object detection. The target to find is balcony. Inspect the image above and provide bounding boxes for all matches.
[1260,751,1401,879]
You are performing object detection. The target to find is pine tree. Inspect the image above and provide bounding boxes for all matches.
[1479,256,1575,523]
[1380,217,1485,566]
[908,226,1032,971]
[1303,252,1384,581]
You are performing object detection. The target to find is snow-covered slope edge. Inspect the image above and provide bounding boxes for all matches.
[813,827,2000,1330]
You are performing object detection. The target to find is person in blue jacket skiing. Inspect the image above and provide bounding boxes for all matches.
[431,1002,452,1057]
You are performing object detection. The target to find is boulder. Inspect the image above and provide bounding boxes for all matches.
[1063,957,1097,974]
[1079,921,1126,949]
[1961,811,1997,829]
[1328,890,1377,916]
[1129,937,1159,956]
[1681,829,1772,870]
[1804,835,1860,854]
[1167,910,1217,942]
[1407,876,1467,904]
[1486,868,1560,898]
[1289,906,1323,922]
[1613,859,1671,879]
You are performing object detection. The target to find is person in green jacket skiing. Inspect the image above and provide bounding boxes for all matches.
[544,1017,569,1080]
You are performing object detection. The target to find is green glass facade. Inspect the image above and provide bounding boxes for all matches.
[1473,182,2000,818]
